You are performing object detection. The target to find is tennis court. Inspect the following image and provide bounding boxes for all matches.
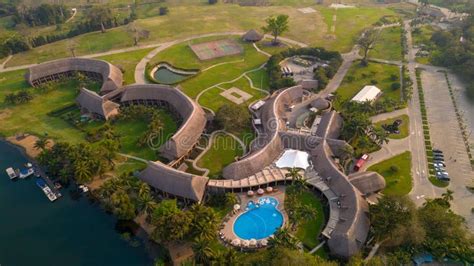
[189,39,243,60]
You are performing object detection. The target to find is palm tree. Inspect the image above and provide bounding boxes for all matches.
[269,227,299,250]
[138,182,151,199]
[74,161,92,184]
[286,168,308,192]
[34,137,50,151]
[193,236,215,264]
[138,193,157,216]
[442,189,454,202]
[224,248,238,265]
[370,127,390,146]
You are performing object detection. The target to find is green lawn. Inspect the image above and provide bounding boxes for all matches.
[412,25,437,47]
[374,114,409,139]
[96,47,155,84]
[151,37,268,99]
[336,61,401,103]
[112,110,178,161]
[197,133,243,179]
[246,68,270,91]
[293,190,326,250]
[0,74,87,142]
[5,4,395,67]
[318,6,397,52]
[370,26,403,61]
[367,151,413,196]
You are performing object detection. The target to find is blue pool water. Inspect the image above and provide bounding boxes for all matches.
[233,197,283,240]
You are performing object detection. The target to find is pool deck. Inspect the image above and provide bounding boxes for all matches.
[219,186,289,247]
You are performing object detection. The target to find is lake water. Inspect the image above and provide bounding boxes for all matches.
[0,141,153,266]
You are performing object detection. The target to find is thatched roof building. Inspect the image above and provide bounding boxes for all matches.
[348,171,386,195]
[27,58,123,94]
[315,111,343,139]
[120,84,206,160]
[311,140,370,259]
[242,29,263,42]
[76,88,119,120]
[222,85,304,180]
[139,161,208,203]
[311,98,330,110]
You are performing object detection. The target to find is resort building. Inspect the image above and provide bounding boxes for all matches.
[351,85,382,103]
[26,58,123,94]
[242,29,263,42]
[76,88,119,120]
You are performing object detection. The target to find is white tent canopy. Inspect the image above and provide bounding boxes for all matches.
[275,149,310,170]
[351,85,382,103]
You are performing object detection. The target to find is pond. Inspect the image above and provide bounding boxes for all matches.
[233,197,283,240]
[151,64,197,85]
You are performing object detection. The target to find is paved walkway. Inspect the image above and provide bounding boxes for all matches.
[361,138,409,171]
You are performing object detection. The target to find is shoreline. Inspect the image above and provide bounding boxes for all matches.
[0,137,163,262]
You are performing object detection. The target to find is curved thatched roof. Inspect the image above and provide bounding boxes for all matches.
[311,140,370,259]
[315,111,343,139]
[222,85,304,180]
[27,58,123,94]
[242,29,263,42]
[311,98,330,110]
[120,84,206,160]
[348,171,386,195]
[139,161,208,202]
[76,87,119,120]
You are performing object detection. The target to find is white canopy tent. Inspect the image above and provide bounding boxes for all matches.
[275,149,310,170]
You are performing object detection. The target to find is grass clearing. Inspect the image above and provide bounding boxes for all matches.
[5,4,395,67]
[370,26,403,61]
[96,47,155,84]
[374,114,409,139]
[367,151,413,196]
[336,61,401,103]
[197,133,243,179]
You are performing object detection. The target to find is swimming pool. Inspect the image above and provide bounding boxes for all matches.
[233,197,284,240]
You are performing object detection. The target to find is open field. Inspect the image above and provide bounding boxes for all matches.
[374,114,409,139]
[370,26,403,61]
[96,47,155,84]
[5,4,396,67]
[336,61,401,103]
[368,151,413,196]
[197,133,243,178]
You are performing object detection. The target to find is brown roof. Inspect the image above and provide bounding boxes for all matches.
[348,171,386,195]
[315,111,343,139]
[120,84,207,160]
[139,161,208,202]
[311,140,370,259]
[242,29,263,42]
[311,98,330,110]
[222,85,304,180]
[27,58,123,94]
[76,87,119,120]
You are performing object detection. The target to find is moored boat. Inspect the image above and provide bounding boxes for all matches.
[5,167,18,180]
[19,168,34,179]
[35,179,58,202]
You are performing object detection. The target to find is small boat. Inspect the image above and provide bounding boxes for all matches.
[79,185,89,193]
[19,168,34,179]
[6,167,18,180]
[36,179,57,202]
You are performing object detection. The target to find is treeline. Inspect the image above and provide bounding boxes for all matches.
[0,6,134,58]
[13,4,72,27]
[429,9,474,97]
[267,47,342,92]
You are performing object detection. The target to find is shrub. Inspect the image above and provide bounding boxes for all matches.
[370,79,378,85]
[159,7,169,15]
[209,0,218,4]
[390,165,400,173]
[390,74,398,81]
[391,82,401,90]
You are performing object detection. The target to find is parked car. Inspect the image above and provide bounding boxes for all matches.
[433,149,443,153]
[433,150,443,154]
[433,162,446,168]
[438,175,451,181]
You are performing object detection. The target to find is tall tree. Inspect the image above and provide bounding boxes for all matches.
[86,6,113,33]
[262,14,289,44]
[357,28,379,66]
[126,21,150,46]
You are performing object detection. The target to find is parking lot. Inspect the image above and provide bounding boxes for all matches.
[422,70,474,228]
